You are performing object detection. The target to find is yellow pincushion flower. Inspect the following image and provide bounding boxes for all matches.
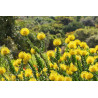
[58,56,64,62]
[15,67,19,72]
[25,68,32,77]
[18,71,23,80]
[55,75,65,81]
[53,39,61,46]
[81,50,88,56]
[37,32,46,40]
[0,67,6,75]
[18,51,26,59]
[1,47,10,55]
[75,49,81,55]
[85,72,93,80]
[49,63,54,68]
[60,64,67,71]
[81,71,88,79]
[10,74,16,81]
[63,52,71,60]
[69,63,77,72]
[90,48,96,54]
[53,63,58,69]
[43,67,47,72]
[75,40,81,46]
[1,77,5,81]
[68,41,76,49]
[20,28,29,36]
[64,76,72,81]
[66,69,73,75]
[49,72,57,81]
[69,49,76,55]
[47,50,54,57]
[29,78,36,81]
[65,38,70,44]
[24,53,31,61]
[68,35,75,41]
[95,45,98,51]
[36,72,40,77]
[76,55,81,61]
[86,56,94,64]
[89,65,98,72]
[80,42,88,49]
[30,48,36,54]
[13,59,22,67]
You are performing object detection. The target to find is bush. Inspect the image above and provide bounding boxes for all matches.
[80,17,95,26]
[74,28,98,47]
[64,21,84,33]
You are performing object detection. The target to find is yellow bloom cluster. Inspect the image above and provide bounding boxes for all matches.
[20,28,29,36]
[37,32,46,40]
[1,47,10,55]
[1,28,98,81]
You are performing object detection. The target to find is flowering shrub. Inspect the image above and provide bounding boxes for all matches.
[0,28,98,81]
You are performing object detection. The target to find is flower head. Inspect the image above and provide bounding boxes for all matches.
[20,28,29,36]
[1,47,10,55]
[53,39,61,46]
[37,32,46,40]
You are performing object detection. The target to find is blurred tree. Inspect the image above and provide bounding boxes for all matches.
[0,16,15,45]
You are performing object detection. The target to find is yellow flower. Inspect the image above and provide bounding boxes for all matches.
[85,72,93,80]
[47,50,54,57]
[15,67,19,72]
[95,45,98,51]
[49,63,54,68]
[75,49,81,55]
[65,38,70,44]
[43,67,47,72]
[86,56,94,64]
[10,74,16,81]
[58,56,64,62]
[37,32,46,40]
[90,48,96,54]
[1,77,5,81]
[53,63,58,69]
[68,41,76,49]
[69,63,77,72]
[81,71,88,79]
[69,49,76,55]
[76,55,81,61]
[49,72,57,81]
[89,65,98,72]
[13,59,22,67]
[75,40,81,46]
[66,69,73,75]
[55,75,65,81]
[36,72,40,77]
[53,39,61,46]
[25,68,32,77]
[30,48,36,54]
[80,42,88,49]
[20,28,29,36]
[68,35,75,41]
[1,47,10,55]
[18,51,26,59]
[81,50,88,56]
[63,52,71,60]
[29,78,36,81]
[24,53,31,61]
[94,56,98,60]
[0,67,6,75]
[60,64,67,71]
[64,77,72,81]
